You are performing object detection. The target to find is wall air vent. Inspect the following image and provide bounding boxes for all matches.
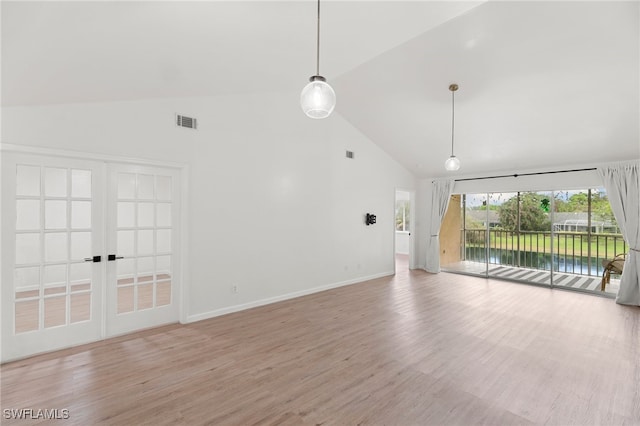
[346,150,354,159]
[176,114,197,130]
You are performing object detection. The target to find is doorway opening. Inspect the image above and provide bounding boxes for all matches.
[395,190,413,271]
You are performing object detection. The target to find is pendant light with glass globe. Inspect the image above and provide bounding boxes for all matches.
[300,0,336,119]
[444,84,461,171]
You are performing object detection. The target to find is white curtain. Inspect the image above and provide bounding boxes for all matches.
[425,179,454,273]
[598,162,640,306]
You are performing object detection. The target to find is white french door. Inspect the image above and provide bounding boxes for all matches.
[1,153,181,362]
[1,153,104,361]
[106,164,180,336]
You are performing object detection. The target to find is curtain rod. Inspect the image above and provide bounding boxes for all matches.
[453,167,597,182]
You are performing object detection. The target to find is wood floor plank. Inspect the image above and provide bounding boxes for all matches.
[2,258,639,425]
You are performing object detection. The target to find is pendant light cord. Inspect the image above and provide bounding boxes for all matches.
[451,89,455,156]
[316,0,321,76]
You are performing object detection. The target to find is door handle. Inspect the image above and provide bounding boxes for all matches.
[84,255,102,262]
[108,254,124,261]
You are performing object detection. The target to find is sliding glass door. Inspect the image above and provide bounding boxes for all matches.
[485,191,553,287]
[440,193,487,276]
[442,188,622,297]
[551,188,624,294]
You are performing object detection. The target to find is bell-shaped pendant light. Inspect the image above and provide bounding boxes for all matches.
[444,84,461,171]
[301,0,335,119]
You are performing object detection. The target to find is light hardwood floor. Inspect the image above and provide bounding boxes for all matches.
[2,258,639,425]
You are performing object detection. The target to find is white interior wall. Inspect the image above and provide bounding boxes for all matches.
[2,92,416,321]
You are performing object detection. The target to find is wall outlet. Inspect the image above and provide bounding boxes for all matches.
[232,285,238,293]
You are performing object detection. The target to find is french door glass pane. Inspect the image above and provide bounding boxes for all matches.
[13,165,95,334]
[45,200,67,229]
[71,201,92,229]
[16,200,40,230]
[117,202,135,227]
[15,267,40,291]
[16,165,40,196]
[44,168,67,197]
[16,233,41,264]
[71,169,91,198]
[43,264,66,286]
[115,171,174,315]
[137,174,154,200]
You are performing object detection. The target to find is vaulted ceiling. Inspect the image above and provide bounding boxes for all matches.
[2,1,639,178]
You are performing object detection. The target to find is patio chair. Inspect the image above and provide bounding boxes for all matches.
[601,253,626,291]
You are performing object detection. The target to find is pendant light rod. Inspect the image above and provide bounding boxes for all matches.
[449,83,458,156]
[316,0,321,76]
[444,83,460,171]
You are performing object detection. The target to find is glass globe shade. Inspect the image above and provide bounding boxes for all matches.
[444,156,461,171]
[300,78,336,119]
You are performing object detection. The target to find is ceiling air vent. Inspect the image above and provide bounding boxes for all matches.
[176,114,197,130]
[346,150,354,159]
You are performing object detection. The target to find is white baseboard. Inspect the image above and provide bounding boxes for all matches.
[185,271,394,324]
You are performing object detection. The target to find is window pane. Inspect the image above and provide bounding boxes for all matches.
[16,233,40,264]
[16,165,40,196]
[44,286,66,295]
[70,232,91,261]
[44,296,66,328]
[137,284,153,310]
[44,168,67,197]
[118,286,134,313]
[137,174,154,200]
[395,200,409,231]
[45,233,68,262]
[45,200,67,230]
[71,169,92,198]
[156,203,171,227]
[138,203,154,227]
[70,262,91,285]
[156,281,171,306]
[137,257,154,282]
[117,230,135,257]
[71,201,91,229]
[138,230,154,255]
[15,300,39,333]
[117,173,136,199]
[156,255,171,280]
[156,229,171,253]
[156,176,172,201]
[117,258,135,286]
[14,267,40,291]
[70,294,91,323]
[16,200,40,230]
[117,202,135,228]
[43,264,66,286]
[518,192,552,232]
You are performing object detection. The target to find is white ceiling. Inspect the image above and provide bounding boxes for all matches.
[334,1,640,178]
[2,1,639,178]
